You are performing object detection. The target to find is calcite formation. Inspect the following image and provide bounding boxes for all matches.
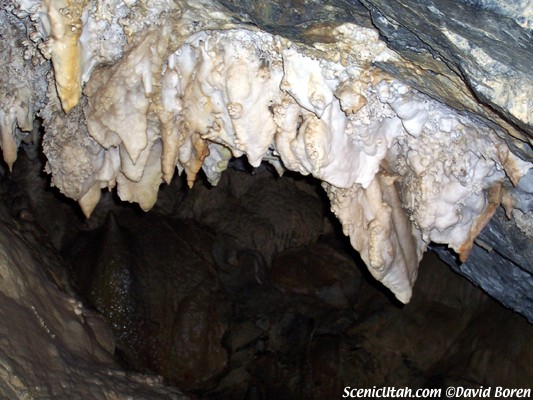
[0,8,49,171]
[2,0,532,303]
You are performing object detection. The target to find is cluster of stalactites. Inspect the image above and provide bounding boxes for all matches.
[7,0,533,303]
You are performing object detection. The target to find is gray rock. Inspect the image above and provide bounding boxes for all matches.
[433,206,533,323]
[214,0,533,161]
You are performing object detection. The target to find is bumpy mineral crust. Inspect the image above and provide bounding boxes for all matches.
[3,0,532,302]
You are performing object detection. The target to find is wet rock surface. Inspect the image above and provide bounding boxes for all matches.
[0,202,188,399]
[2,153,533,398]
[57,167,533,399]
[66,212,229,392]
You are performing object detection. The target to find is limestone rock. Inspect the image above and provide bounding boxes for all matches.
[0,208,188,399]
[66,212,229,391]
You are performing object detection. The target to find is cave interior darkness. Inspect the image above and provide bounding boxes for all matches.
[0,0,533,397]
[1,140,532,399]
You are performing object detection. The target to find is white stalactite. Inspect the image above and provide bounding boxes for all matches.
[6,0,533,302]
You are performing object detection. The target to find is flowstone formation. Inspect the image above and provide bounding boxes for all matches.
[1,0,532,305]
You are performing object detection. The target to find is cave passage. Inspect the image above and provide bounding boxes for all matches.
[1,0,533,397]
[2,151,532,399]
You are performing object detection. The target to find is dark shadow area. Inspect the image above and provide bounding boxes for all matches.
[1,152,532,399]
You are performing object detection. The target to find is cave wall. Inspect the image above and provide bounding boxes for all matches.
[0,206,188,399]
[1,0,533,397]
[1,163,532,398]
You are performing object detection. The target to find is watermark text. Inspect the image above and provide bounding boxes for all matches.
[342,386,532,398]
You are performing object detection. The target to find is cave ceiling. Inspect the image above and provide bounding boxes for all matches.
[219,0,533,154]
[0,0,532,320]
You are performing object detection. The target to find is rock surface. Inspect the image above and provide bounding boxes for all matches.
[363,0,533,146]
[0,0,533,396]
[218,0,533,157]
[2,0,532,313]
[65,205,533,397]
[433,168,533,323]
[1,158,533,398]
[434,207,533,323]
[66,212,230,392]
[0,207,188,399]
